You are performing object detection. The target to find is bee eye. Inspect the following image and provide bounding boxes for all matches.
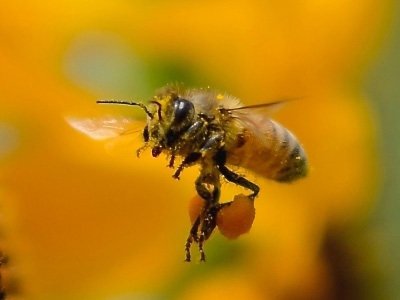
[173,99,194,124]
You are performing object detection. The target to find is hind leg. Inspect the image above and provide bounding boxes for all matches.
[184,216,201,262]
[215,149,260,199]
[185,171,221,262]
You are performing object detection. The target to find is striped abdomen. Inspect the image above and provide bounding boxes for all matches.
[226,119,308,182]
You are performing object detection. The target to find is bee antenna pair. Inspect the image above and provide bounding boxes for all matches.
[97,100,153,118]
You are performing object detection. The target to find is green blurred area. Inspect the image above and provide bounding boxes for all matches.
[365,2,400,299]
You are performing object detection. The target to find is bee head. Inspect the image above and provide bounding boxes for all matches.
[148,92,195,151]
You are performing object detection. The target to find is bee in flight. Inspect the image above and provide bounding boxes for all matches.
[67,83,308,262]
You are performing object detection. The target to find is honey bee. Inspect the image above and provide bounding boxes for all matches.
[67,83,308,262]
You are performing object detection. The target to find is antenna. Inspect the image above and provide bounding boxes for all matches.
[97,100,153,118]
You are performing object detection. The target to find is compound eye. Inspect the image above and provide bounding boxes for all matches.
[173,98,194,124]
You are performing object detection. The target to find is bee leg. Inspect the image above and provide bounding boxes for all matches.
[136,126,149,157]
[180,120,205,141]
[184,216,201,262]
[168,154,175,168]
[136,144,148,157]
[198,204,221,262]
[216,149,260,199]
[219,165,259,198]
[194,172,221,202]
[184,177,214,262]
[172,152,202,179]
[199,134,223,152]
[184,174,220,262]
[198,234,206,262]
[175,134,223,180]
[194,176,221,262]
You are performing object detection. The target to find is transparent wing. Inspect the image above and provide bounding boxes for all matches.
[228,101,290,146]
[226,99,292,115]
[66,116,142,140]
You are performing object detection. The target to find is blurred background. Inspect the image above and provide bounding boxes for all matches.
[0,1,399,299]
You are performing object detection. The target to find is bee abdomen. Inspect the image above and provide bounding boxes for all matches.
[274,140,308,182]
[227,120,307,182]
[267,123,308,182]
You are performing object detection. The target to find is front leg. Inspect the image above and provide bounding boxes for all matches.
[172,134,223,180]
[137,125,150,157]
[168,154,176,168]
[173,152,202,179]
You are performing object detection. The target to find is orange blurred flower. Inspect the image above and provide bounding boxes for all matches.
[0,0,391,299]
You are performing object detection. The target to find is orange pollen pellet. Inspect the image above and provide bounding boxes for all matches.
[188,194,205,224]
[216,194,256,239]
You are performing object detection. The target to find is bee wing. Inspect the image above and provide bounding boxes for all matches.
[226,100,290,115]
[66,116,142,140]
[228,101,288,146]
